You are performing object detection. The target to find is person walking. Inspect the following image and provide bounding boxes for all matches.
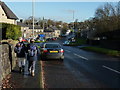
[14,37,26,73]
[27,38,40,77]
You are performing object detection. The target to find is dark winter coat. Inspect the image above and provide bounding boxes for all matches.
[14,42,26,58]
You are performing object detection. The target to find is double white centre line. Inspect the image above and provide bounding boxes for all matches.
[74,53,89,61]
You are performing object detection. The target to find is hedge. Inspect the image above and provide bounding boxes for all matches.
[0,23,22,40]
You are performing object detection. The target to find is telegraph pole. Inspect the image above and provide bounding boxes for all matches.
[32,0,35,37]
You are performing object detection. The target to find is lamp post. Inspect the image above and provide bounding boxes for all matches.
[73,10,74,22]
[72,10,75,33]
[43,17,45,31]
[32,0,35,37]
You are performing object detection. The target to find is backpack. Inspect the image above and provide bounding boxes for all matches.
[14,43,24,54]
[29,44,37,57]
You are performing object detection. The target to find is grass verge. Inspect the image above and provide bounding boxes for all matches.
[81,46,120,57]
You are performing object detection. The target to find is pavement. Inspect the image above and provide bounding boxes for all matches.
[2,60,42,89]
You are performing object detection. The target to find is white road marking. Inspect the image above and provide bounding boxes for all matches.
[40,61,45,88]
[103,65,120,74]
[73,53,89,60]
[65,50,71,52]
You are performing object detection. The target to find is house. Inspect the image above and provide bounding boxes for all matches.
[51,26,61,38]
[17,22,30,38]
[0,1,18,24]
[44,26,61,39]
[17,21,43,38]
[28,25,43,33]
[44,28,54,39]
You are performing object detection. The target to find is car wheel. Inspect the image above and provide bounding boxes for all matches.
[41,56,45,61]
[60,56,64,61]
[60,58,64,61]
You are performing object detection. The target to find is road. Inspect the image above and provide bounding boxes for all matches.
[42,37,120,88]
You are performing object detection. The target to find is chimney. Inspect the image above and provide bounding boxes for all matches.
[20,19,23,23]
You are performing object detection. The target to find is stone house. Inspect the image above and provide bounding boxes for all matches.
[44,26,61,39]
[17,22,44,38]
[0,1,18,24]
[28,25,43,33]
[17,22,30,38]
[44,28,54,39]
[51,27,61,38]
[17,21,61,39]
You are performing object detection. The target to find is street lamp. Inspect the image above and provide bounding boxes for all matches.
[73,10,74,22]
[43,17,45,31]
[32,0,35,37]
[72,10,75,33]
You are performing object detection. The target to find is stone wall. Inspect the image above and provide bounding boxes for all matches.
[0,42,17,88]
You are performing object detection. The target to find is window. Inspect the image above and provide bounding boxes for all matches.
[45,44,61,48]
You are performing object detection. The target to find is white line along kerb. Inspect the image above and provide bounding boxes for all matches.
[103,65,120,74]
[74,53,88,60]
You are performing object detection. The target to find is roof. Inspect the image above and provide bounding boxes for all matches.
[0,1,18,20]
[28,25,42,29]
[50,26,58,30]
[17,22,42,29]
[44,26,59,32]
[44,29,54,32]
[17,22,28,27]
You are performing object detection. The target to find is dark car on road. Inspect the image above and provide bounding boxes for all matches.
[40,43,64,61]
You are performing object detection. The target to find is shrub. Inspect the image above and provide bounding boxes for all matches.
[1,23,22,40]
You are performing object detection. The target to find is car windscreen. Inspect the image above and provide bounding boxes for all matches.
[45,44,61,48]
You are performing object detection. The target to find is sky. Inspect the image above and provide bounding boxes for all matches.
[4,1,119,23]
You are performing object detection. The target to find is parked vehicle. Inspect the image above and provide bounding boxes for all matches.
[34,42,43,49]
[63,41,70,46]
[40,43,64,61]
[51,37,57,41]
[60,34,67,37]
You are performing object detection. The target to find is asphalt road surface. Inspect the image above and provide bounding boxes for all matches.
[42,37,120,88]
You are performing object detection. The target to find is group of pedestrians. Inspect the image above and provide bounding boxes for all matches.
[14,37,40,77]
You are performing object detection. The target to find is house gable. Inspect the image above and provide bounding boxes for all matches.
[0,1,18,24]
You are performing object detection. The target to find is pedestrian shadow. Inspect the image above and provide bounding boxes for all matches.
[11,69,20,73]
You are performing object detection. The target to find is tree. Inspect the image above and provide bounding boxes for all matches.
[61,23,68,34]
[24,16,38,25]
[94,2,120,33]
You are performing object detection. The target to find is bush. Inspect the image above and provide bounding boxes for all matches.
[1,23,22,40]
